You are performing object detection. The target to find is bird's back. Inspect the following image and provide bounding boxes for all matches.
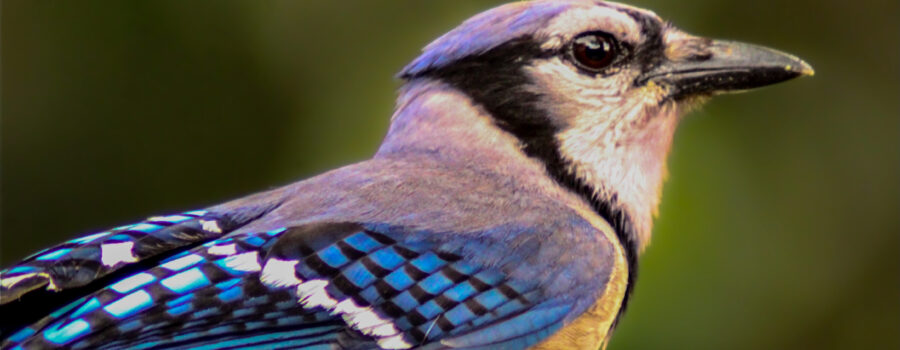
[1,155,627,349]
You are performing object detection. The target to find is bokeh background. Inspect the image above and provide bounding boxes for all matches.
[2,0,897,349]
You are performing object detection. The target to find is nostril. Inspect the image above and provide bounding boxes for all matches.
[682,39,714,61]
[665,37,713,62]
[687,50,713,62]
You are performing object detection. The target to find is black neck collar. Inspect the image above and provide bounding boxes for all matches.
[406,38,639,326]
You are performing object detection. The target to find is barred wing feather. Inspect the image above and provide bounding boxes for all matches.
[2,221,574,349]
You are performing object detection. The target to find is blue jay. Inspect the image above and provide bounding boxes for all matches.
[1,1,812,349]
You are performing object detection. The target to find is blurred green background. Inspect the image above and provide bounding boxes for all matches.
[2,0,897,349]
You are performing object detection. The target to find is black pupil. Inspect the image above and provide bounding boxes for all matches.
[573,34,614,70]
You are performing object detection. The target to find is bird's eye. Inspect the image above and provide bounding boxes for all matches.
[570,32,618,72]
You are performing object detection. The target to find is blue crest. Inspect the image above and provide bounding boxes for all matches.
[400,1,572,77]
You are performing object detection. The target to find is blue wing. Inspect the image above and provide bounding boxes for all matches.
[258,223,572,349]
[0,204,277,341]
[3,222,575,349]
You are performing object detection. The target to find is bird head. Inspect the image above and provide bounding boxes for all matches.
[394,0,813,253]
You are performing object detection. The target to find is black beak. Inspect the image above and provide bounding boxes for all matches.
[639,40,814,100]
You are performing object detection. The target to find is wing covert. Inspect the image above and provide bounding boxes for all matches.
[3,221,584,349]
[258,222,576,349]
[0,206,273,338]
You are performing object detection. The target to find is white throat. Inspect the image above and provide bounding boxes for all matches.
[557,101,680,252]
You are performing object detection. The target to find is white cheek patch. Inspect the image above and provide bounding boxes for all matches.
[555,96,680,252]
[524,58,631,113]
[258,258,413,349]
[100,242,139,267]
